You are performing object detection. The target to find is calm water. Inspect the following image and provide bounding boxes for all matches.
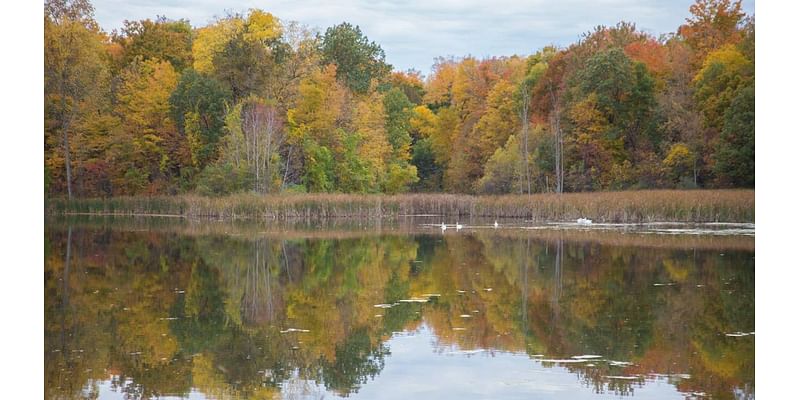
[45,218,754,399]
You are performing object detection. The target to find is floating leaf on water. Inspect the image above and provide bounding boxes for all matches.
[280,328,310,333]
[457,290,466,294]
[459,314,472,318]
[453,327,466,331]
[653,283,676,287]
[398,298,429,303]
[422,293,441,297]
[374,314,383,318]
[608,360,633,366]
[724,331,753,337]
[483,288,493,292]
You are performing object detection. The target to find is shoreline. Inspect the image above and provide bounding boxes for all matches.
[46,189,754,223]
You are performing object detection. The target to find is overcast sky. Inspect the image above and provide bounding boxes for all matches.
[91,0,755,75]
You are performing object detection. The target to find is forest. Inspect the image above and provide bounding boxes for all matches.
[45,0,755,198]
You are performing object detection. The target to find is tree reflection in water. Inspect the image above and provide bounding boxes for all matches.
[44,223,754,399]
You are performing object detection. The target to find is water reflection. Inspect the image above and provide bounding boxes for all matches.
[45,221,754,399]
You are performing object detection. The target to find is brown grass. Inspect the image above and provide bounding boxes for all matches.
[46,189,754,223]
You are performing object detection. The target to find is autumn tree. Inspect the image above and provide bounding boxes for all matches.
[45,0,110,198]
[388,70,425,105]
[287,64,349,191]
[193,10,285,101]
[679,0,746,66]
[477,135,523,194]
[474,80,519,169]
[113,17,194,72]
[693,45,754,132]
[409,105,445,191]
[111,58,181,194]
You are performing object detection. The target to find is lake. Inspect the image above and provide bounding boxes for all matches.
[45,217,754,399]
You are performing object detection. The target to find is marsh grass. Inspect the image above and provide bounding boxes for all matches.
[47,189,754,223]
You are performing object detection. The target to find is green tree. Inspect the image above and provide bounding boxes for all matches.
[169,69,231,171]
[320,23,391,93]
[714,85,754,187]
[303,139,335,192]
[382,88,419,193]
[477,135,522,194]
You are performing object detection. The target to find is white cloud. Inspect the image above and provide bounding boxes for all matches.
[92,0,756,74]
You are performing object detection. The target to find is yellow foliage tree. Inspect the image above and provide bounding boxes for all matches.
[192,17,244,74]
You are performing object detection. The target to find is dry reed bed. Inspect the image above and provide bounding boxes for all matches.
[47,190,754,223]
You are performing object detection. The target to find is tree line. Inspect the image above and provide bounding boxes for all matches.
[45,0,754,198]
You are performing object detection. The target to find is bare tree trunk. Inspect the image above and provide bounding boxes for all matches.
[520,90,532,195]
[254,110,260,193]
[548,85,563,194]
[60,93,73,200]
[557,114,563,194]
[281,145,292,191]
[264,108,276,193]
[62,118,73,200]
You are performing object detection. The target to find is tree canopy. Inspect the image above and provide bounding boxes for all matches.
[44,0,755,197]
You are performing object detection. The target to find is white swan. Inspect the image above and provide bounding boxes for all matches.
[456,222,463,230]
[576,218,593,225]
[493,220,499,228]
[441,222,447,231]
